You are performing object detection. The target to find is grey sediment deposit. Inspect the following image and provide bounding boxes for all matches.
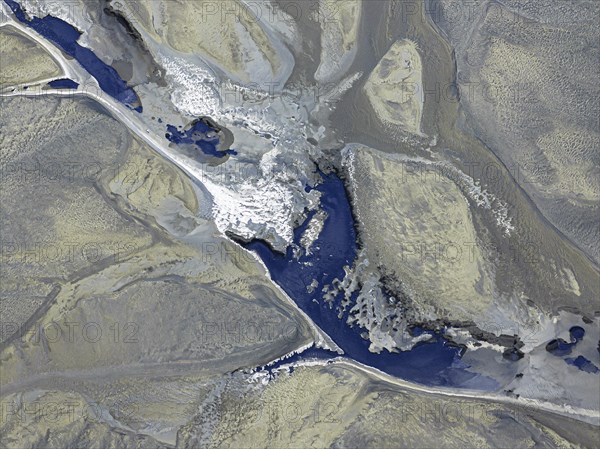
[331,0,599,325]
[426,0,600,265]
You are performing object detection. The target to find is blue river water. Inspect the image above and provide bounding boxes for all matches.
[5,0,139,107]
[48,78,79,89]
[165,120,237,158]
[565,356,599,374]
[4,0,498,387]
[243,171,493,388]
[546,326,599,374]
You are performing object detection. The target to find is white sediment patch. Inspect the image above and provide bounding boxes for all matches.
[152,52,322,251]
[198,175,297,250]
[261,346,343,380]
[247,370,271,386]
[271,357,339,378]
[300,210,327,256]
[247,342,338,383]
[318,71,363,104]
[466,340,511,353]
[158,54,221,117]
[346,271,424,353]
[261,342,316,368]
[245,342,316,379]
